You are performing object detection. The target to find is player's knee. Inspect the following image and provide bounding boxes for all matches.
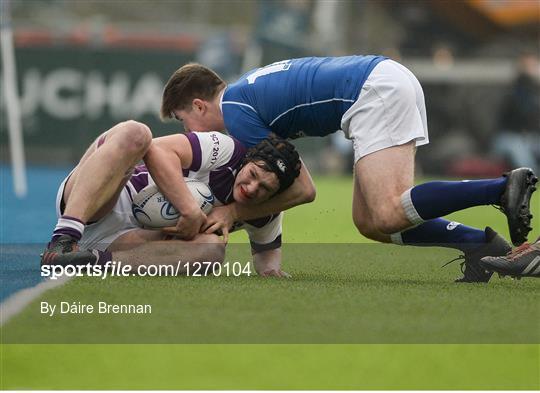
[196,234,225,263]
[117,120,152,155]
[356,225,379,241]
[372,210,401,234]
[353,216,379,241]
[371,199,403,234]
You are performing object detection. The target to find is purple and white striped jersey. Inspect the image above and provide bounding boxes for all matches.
[126,131,282,252]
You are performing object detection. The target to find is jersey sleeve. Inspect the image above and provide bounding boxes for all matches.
[221,102,272,147]
[184,131,240,172]
[243,213,283,253]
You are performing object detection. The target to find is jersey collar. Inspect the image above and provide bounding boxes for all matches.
[218,87,227,115]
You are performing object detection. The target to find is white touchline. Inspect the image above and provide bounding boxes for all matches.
[0,276,72,326]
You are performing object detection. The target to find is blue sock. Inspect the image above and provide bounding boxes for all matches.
[391,218,487,252]
[402,178,507,224]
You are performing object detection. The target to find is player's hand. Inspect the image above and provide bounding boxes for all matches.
[162,207,207,240]
[203,205,237,243]
[259,269,291,278]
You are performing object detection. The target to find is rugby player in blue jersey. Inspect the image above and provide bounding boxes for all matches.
[159,56,537,282]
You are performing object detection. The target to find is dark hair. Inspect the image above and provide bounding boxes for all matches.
[243,135,301,194]
[161,63,225,120]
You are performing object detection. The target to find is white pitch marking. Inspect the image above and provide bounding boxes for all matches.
[0,276,72,326]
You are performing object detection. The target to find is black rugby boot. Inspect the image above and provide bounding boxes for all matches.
[40,234,97,266]
[498,168,537,246]
[455,227,511,283]
[481,237,540,279]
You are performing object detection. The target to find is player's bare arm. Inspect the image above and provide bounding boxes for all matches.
[143,134,206,240]
[253,248,289,278]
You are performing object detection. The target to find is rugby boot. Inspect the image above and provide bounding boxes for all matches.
[454,227,511,283]
[480,237,540,279]
[498,168,537,246]
[40,234,97,266]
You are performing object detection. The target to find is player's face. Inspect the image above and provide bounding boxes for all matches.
[233,162,280,205]
[175,108,209,132]
[174,100,224,132]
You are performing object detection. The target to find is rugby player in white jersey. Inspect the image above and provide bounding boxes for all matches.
[41,120,301,277]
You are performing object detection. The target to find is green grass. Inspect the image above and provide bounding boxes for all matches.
[1,176,539,389]
[3,345,538,390]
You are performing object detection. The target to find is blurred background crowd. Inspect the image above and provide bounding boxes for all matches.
[1,0,539,177]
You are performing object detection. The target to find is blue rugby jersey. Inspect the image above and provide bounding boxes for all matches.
[222,55,387,147]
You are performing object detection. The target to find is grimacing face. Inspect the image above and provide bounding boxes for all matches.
[233,161,280,205]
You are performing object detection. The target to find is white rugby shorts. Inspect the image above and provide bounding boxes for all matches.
[55,176,140,251]
[341,59,429,163]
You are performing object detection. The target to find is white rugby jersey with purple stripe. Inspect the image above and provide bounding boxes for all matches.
[126,131,282,252]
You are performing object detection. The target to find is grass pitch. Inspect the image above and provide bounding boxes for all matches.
[1,176,539,389]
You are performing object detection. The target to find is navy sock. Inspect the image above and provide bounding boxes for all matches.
[403,178,507,223]
[391,218,487,252]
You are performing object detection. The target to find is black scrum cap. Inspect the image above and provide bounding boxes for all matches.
[243,134,301,194]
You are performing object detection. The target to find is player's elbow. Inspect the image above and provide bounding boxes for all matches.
[301,169,316,203]
[302,184,316,203]
[287,179,315,205]
[295,161,316,203]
